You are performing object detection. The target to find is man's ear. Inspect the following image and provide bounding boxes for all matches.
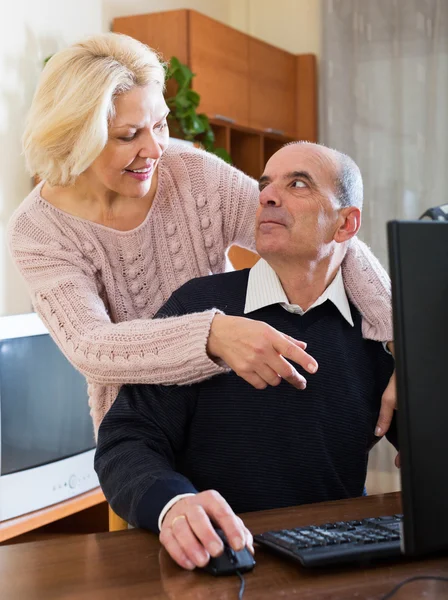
[334,207,361,243]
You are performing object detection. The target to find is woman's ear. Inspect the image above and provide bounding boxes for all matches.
[334,207,362,243]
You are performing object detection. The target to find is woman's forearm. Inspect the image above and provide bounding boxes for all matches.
[33,278,228,386]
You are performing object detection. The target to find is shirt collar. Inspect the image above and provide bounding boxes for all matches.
[244,258,354,327]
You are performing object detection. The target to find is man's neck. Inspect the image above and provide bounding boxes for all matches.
[266,252,344,311]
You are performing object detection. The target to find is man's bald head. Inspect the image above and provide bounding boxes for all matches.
[283,142,363,210]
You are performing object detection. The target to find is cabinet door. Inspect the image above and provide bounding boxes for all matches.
[189,11,249,126]
[249,39,296,137]
[113,11,189,65]
[296,54,318,142]
[113,11,189,101]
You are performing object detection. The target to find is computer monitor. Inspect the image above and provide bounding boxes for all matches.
[388,220,448,556]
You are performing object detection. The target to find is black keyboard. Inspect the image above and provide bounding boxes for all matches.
[254,515,403,567]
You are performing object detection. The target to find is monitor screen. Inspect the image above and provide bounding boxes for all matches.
[0,333,94,476]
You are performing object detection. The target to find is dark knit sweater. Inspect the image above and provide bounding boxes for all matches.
[95,269,396,533]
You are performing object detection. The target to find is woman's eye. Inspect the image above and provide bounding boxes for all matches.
[119,133,136,142]
[292,180,306,188]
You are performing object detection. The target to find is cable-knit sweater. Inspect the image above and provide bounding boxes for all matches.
[7,143,392,432]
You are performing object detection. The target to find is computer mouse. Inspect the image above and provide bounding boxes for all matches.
[201,528,256,576]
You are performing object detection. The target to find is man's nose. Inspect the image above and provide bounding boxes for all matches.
[259,184,281,207]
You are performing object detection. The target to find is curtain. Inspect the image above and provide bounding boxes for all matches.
[320,0,448,493]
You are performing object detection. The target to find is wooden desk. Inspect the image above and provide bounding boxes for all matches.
[0,488,106,543]
[1,493,448,600]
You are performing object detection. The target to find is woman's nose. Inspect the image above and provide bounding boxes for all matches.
[139,133,163,160]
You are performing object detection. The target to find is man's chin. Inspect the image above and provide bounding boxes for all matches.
[255,240,286,258]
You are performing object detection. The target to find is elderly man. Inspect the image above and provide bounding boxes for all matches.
[95,142,396,571]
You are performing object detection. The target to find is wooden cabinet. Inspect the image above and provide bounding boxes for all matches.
[189,12,249,125]
[113,10,316,137]
[112,10,190,65]
[114,10,249,126]
[249,39,296,137]
[296,54,318,142]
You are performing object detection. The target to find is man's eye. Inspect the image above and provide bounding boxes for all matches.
[292,180,306,188]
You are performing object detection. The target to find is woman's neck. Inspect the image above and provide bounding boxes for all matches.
[41,167,159,231]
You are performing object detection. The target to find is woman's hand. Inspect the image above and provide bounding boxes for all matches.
[207,314,318,390]
[375,342,401,469]
[375,343,397,437]
[375,370,397,437]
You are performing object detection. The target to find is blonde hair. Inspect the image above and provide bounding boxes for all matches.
[23,33,166,186]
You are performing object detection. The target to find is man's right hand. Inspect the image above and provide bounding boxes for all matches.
[159,490,254,570]
[207,314,318,390]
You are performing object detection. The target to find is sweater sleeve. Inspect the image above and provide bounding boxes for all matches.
[208,152,259,252]
[342,237,393,342]
[7,217,227,386]
[95,382,198,532]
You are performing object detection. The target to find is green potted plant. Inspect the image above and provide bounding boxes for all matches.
[165,57,231,163]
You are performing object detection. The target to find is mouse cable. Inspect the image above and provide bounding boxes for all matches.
[233,571,448,599]
[380,575,448,600]
[236,570,245,600]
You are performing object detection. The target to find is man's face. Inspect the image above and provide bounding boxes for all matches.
[255,144,344,262]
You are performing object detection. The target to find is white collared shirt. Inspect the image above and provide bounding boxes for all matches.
[244,258,354,326]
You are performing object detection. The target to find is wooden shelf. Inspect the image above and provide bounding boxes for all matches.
[230,129,263,179]
[263,137,287,166]
[211,123,230,154]
[0,487,105,543]
[210,117,295,141]
[210,117,295,181]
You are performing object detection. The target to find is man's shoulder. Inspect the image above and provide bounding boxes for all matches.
[176,269,250,301]
[159,269,250,317]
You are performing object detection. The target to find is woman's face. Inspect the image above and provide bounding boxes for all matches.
[85,83,170,198]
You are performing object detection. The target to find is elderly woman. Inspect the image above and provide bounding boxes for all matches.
[8,33,394,434]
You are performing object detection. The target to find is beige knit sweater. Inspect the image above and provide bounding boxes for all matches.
[8,144,392,431]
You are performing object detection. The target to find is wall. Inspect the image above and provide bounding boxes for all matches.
[103,0,321,56]
[1,0,321,316]
[0,0,102,316]
[102,0,232,34]
[229,0,321,56]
